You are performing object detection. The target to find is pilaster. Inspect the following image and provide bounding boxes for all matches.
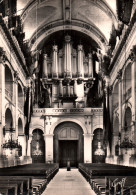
[84,133,93,163]
[45,134,54,163]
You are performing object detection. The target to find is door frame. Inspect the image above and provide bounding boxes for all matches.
[53,122,84,166]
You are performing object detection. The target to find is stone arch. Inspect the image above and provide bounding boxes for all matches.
[92,124,103,133]
[18,82,24,110]
[53,121,84,167]
[50,118,87,135]
[5,64,13,101]
[5,108,13,130]
[30,125,44,135]
[30,24,107,52]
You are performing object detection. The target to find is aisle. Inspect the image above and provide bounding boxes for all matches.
[42,169,96,195]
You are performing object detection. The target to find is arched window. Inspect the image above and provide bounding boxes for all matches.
[18,83,24,110]
[5,65,13,101]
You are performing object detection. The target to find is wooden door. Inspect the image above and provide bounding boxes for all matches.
[59,141,77,167]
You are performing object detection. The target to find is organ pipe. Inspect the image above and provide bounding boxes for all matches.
[52,45,58,78]
[88,53,93,77]
[77,44,84,78]
[64,35,72,77]
[42,54,48,78]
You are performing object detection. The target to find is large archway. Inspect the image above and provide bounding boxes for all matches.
[53,122,84,167]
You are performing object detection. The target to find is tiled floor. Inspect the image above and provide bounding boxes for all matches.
[42,169,96,195]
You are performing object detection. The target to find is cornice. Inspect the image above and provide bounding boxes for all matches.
[109,10,136,73]
[0,15,29,77]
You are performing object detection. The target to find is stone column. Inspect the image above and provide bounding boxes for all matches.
[117,71,122,138]
[84,133,93,163]
[52,45,58,78]
[77,44,84,78]
[25,134,32,163]
[0,57,6,166]
[43,54,48,78]
[88,53,93,77]
[14,72,19,140]
[45,134,54,163]
[64,35,72,77]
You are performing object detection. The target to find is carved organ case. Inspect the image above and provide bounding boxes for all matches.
[36,34,101,109]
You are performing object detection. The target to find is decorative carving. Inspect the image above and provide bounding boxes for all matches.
[65,35,71,43]
[14,71,19,83]
[128,45,136,61]
[78,45,83,51]
[116,69,122,82]
[0,47,6,63]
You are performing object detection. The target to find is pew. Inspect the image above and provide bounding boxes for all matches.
[79,163,136,195]
[0,184,18,195]
[0,163,59,195]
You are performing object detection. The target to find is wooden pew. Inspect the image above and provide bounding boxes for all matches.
[79,163,136,195]
[0,184,18,195]
[0,176,31,194]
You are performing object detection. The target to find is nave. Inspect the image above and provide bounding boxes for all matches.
[42,169,96,195]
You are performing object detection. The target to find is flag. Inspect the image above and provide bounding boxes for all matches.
[24,87,33,138]
[109,24,116,51]
[103,86,112,152]
[116,0,133,25]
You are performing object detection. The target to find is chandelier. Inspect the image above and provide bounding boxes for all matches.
[120,136,136,151]
[2,126,21,154]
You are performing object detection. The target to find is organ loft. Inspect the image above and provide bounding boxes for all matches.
[34,34,99,110]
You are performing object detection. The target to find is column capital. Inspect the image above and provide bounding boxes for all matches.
[43,53,48,59]
[84,133,94,139]
[65,35,71,43]
[128,45,136,61]
[78,44,83,51]
[53,45,58,52]
[14,71,19,83]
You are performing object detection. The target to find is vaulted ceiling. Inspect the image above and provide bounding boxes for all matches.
[17,0,117,53]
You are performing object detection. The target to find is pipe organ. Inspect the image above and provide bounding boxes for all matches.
[39,35,95,108]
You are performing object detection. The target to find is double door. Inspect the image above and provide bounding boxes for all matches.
[59,140,77,167]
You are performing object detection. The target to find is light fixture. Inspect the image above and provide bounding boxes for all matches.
[2,124,22,154]
[120,136,136,153]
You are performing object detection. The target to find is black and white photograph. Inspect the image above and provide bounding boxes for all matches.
[0,0,136,194]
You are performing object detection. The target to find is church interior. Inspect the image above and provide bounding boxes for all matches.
[0,0,136,194]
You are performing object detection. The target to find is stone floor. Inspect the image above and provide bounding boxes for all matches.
[42,169,96,195]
